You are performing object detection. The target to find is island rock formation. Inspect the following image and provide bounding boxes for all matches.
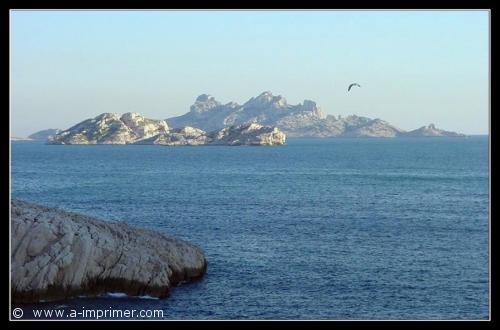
[48,113,287,146]
[403,123,466,137]
[167,91,465,138]
[134,123,286,146]
[40,92,464,141]
[11,199,207,304]
[48,112,169,145]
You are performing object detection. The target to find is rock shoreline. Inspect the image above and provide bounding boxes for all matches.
[11,199,207,304]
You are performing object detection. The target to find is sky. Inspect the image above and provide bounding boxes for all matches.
[10,10,489,136]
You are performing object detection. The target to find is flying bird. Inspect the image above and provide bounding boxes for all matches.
[348,83,361,92]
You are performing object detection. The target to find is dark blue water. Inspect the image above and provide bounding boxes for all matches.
[11,137,489,320]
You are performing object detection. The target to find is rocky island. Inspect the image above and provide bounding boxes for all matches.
[168,91,465,138]
[11,199,207,304]
[32,91,465,142]
[48,112,286,146]
[403,123,466,137]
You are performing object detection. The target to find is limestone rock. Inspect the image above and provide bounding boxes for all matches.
[190,94,222,114]
[48,113,169,145]
[133,124,286,146]
[167,91,465,138]
[11,199,207,304]
[134,127,209,146]
[210,123,286,146]
[120,112,169,139]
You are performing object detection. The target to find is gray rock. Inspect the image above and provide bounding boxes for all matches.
[11,199,207,304]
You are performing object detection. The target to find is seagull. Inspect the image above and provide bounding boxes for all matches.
[348,83,361,92]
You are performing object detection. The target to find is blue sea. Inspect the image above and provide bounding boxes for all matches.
[11,137,489,320]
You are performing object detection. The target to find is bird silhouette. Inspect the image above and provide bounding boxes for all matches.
[348,83,361,92]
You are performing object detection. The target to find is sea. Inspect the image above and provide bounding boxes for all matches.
[11,136,489,320]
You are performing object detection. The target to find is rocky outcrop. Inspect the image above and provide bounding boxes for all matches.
[48,112,169,144]
[167,91,328,135]
[28,129,61,141]
[209,123,286,145]
[134,126,210,146]
[400,124,466,137]
[339,116,403,138]
[133,123,286,146]
[167,91,465,138]
[168,94,241,133]
[11,199,207,304]
[48,112,286,146]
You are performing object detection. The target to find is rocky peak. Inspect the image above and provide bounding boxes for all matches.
[196,94,215,102]
[301,100,326,118]
[120,112,169,138]
[256,91,273,101]
[245,91,288,108]
[93,113,120,122]
[120,112,145,130]
[240,122,264,132]
[165,92,466,138]
[225,101,240,108]
[415,124,438,132]
[190,94,221,114]
[120,112,143,121]
[302,100,317,110]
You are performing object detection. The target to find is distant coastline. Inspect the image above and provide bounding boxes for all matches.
[20,91,469,145]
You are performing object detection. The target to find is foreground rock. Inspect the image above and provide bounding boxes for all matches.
[167,91,465,138]
[11,200,207,304]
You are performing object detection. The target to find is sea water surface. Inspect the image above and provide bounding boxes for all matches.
[11,137,489,320]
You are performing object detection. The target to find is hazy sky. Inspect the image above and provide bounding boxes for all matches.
[11,10,489,136]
